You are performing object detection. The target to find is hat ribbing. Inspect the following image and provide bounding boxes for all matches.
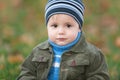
[45,0,85,28]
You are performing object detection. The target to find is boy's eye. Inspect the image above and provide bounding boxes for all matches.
[52,24,58,28]
[66,24,72,28]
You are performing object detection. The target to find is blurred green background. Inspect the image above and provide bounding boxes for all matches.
[0,0,120,80]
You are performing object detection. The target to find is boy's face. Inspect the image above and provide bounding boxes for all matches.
[47,14,80,46]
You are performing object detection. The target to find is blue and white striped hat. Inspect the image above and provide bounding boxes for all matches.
[45,0,85,28]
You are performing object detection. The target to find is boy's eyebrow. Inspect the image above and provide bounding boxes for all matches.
[64,22,72,25]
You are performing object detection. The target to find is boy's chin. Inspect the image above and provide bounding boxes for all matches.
[56,42,68,46]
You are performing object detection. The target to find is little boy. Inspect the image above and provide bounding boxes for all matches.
[17,0,110,80]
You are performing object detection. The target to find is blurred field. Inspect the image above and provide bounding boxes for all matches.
[0,0,120,80]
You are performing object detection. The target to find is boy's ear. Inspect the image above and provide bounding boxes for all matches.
[78,28,81,32]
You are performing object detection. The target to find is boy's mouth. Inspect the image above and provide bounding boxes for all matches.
[56,38,67,41]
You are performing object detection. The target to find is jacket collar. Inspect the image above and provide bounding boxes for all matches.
[37,32,87,53]
[69,32,87,53]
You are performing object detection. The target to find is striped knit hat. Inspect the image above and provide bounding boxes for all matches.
[45,0,85,28]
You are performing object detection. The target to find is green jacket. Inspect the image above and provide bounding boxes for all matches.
[17,33,110,80]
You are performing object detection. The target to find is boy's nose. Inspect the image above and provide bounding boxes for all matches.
[58,27,65,35]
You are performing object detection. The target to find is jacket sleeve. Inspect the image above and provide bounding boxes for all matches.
[86,50,110,80]
[17,52,37,80]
